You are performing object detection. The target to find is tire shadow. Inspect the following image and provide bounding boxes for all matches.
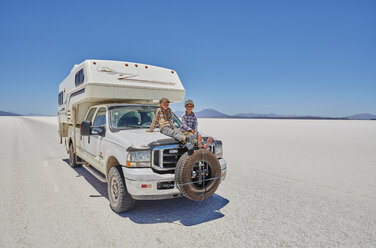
[123,194,229,226]
[62,159,229,226]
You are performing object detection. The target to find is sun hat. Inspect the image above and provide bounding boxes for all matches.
[184,99,194,106]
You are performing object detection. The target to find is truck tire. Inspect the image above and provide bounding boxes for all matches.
[108,166,135,213]
[69,143,81,168]
[175,150,221,201]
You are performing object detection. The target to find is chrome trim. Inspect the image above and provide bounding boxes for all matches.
[151,143,216,172]
[152,145,180,151]
[159,150,163,168]
[151,144,180,171]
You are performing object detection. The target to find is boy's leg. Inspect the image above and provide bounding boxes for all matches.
[186,131,198,143]
[197,133,203,148]
[161,126,185,142]
[182,131,192,137]
[203,137,213,149]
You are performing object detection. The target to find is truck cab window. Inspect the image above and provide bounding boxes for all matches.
[85,108,97,122]
[93,107,106,126]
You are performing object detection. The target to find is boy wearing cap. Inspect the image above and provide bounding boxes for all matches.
[181,99,213,149]
[147,98,195,146]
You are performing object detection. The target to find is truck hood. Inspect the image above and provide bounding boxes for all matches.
[109,128,213,149]
[110,128,176,148]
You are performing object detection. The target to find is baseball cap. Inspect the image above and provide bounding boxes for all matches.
[159,97,170,104]
[185,99,194,106]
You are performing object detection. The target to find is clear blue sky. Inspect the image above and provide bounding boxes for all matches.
[0,0,375,117]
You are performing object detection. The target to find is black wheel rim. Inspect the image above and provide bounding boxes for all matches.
[191,161,214,190]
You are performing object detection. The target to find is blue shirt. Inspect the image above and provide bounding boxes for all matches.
[181,111,198,131]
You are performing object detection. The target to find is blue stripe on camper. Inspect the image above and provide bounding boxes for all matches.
[70,88,85,99]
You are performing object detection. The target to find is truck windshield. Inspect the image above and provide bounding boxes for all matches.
[109,106,182,130]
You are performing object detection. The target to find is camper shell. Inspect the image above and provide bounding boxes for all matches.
[58,60,227,213]
[58,59,185,138]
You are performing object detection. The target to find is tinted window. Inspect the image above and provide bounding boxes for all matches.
[93,108,106,127]
[75,69,84,86]
[85,108,97,122]
[92,108,106,134]
[80,70,84,83]
[109,106,182,130]
[58,92,64,105]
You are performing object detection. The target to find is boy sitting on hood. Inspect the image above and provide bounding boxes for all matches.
[146,98,196,147]
[181,99,213,149]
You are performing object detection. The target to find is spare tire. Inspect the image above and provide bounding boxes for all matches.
[175,149,221,201]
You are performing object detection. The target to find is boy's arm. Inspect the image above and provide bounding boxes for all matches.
[192,115,198,130]
[192,115,198,131]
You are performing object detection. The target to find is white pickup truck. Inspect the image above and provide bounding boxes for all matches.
[58,60,227,213]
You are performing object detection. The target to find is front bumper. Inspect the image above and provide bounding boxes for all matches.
[123,158,227,200]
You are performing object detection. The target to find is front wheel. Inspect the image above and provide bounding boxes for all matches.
[108,166,135,213]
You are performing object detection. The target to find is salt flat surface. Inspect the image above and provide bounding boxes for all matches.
[0,116,375,247]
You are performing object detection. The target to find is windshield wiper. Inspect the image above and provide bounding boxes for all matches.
[125,125,142,129]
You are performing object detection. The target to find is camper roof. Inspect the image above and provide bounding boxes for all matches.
[67,59,185,93]
[59,59,186,108]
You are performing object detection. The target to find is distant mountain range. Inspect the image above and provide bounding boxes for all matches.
[1,109,376,120]
[0,111,22,116]
[345,113,376,120]
[174,109,376,120]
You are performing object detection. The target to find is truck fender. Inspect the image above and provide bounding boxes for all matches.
[104,148,126,178]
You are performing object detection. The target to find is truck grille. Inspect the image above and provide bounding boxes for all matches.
[152,143,215,173]
[152,145,185,172]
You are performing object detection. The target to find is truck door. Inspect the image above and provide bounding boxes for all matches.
[79,107,97,157]
[88,107,107,168]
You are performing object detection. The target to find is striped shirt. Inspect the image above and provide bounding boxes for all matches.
[181,111,198,131]
[150,107,174,130]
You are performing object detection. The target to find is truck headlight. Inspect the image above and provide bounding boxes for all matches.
[214,142,223,158]
[126,150,151,168]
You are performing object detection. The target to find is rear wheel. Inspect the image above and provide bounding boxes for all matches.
[68,143,81,168]
[108,166,135,213]
[175,150,221,201]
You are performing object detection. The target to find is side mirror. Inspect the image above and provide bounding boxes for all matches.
[92,125,106,137]
[80,121,91,136]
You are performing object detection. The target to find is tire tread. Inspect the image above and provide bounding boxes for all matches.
[108,166,135,213]
[175,150,221,201]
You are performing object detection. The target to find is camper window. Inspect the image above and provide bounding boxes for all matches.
[58,92,64,105]
[75,69,84,86]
